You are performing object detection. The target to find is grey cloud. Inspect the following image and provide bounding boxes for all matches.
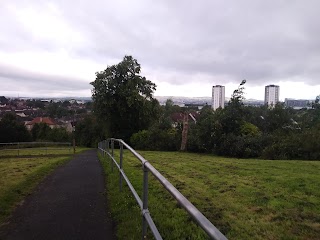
[0,64,89,93]
[1,0,320,94]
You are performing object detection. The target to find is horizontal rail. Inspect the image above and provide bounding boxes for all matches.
[146,162,226,239]
[144,210,162,240]
[99,138,227,240]
[105,150,143,208]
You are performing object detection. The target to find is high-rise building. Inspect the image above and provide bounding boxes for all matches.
[212,85,225,110]
[264,85,279,107]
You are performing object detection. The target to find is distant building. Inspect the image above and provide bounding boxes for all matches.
[285,98,311,109]
[264,85,279,107]
[25,117,57,130]
[243,99,265,107]
[212,85,225,110]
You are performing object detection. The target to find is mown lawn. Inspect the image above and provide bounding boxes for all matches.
[0,147,73,157]
[99,150,320,240]
[0,147,89,225]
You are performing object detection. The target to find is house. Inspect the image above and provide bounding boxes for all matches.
[25,117,57,130]
[170,111,199,127]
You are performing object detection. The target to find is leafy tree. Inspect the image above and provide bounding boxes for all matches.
[130,127,179,151]
[75,115,104,147]
[187,105,219,152]
[264,103,293,133]
[220,80,247,135]
[240,122,260,136]
[47,128,71,142]
[62,100,70,107]
[31,123,52,141]
[26,99,45,109]
[47,102,70,118]
[0,96,9,104]
[0,113,31,142]
[91,56,159,141]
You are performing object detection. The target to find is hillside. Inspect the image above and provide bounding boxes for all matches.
[101,150,320,239]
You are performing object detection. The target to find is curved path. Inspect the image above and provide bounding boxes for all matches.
[0,149,116,240]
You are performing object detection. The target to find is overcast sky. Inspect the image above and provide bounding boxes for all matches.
[1,0,320,100]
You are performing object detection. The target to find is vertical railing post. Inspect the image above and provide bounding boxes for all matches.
[119,142,123,191]
[102,141,104,155]
[18,142,20,156]
[105,139,107,156]
[142,163,149,239]
[111,139,114,172]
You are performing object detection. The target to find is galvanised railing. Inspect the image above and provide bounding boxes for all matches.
[98,138,228,240]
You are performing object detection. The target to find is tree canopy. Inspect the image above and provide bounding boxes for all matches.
[0,113,31,143]
[90,56,160,141]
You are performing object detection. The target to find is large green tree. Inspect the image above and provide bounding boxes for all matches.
[91,56,159,141]
[0,113,31,143]
[75,115,103,147]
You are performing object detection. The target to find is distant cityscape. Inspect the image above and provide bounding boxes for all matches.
[0,82,316,116]
[210,84,313,110]
[157,84,314,110]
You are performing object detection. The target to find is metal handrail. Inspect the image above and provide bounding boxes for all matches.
[98,138,228,240]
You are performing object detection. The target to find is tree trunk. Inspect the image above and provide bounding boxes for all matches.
[180,113,189,151]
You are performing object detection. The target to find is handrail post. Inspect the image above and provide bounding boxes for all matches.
[119,142,123,191]
[105,140,107,156]
[96,139,227,240]
[103,140,105,156]
[111,139,114,172]
[142,163,149,239]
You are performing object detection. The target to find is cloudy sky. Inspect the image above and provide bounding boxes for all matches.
[1,0,320,100]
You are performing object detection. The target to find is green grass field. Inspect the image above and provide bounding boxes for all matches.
[0,147,89,225]
[99,150,320,240]
[0,147,73,157]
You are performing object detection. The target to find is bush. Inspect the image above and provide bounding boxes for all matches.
[216,134,270,158]
[130,128,179,151]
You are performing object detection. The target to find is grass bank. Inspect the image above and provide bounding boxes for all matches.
[99,150,320,240]
[0,147,74,157]
[0,147,89,225]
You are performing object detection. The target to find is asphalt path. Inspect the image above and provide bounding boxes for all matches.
[0,149,116,240]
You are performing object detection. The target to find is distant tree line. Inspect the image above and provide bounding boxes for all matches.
[0,113,71,143]
[3,56,319,160]
[89,56,320,160]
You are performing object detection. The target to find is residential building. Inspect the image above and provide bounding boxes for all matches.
[25,117,57,130]
[285,98,311,109]
[212,85,225,110]
[264,85,279,107]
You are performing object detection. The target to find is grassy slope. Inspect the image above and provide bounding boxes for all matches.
[100,150,320,240]
[0,147,89,225]
[0,147,73,157]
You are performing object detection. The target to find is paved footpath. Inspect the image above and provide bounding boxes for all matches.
[0,149,116,240]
